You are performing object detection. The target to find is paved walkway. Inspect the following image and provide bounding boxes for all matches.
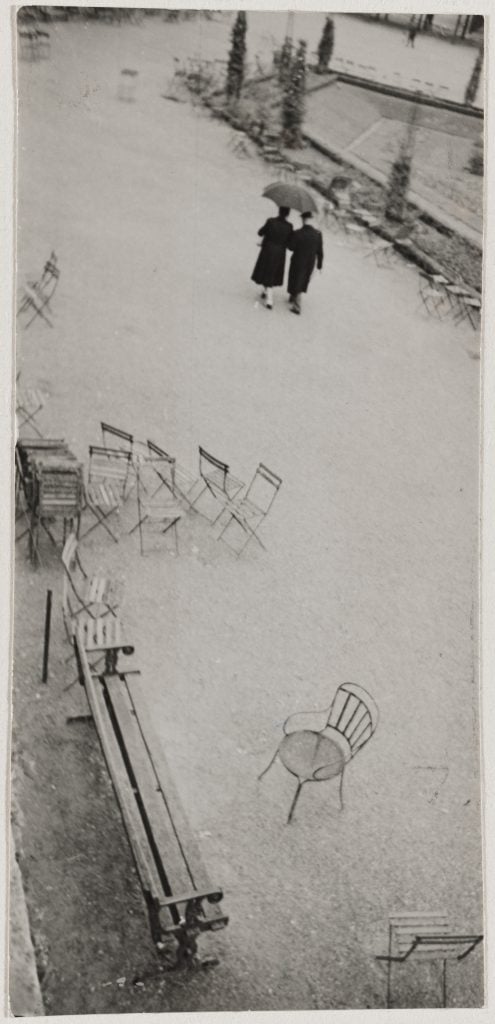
[15,19,483,1013]
[233,12,484,107]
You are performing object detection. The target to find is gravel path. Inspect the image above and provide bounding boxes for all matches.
[15,19,483,1012]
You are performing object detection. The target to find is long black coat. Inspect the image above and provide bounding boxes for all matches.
[251,216,293,288]
[287,224,324,295]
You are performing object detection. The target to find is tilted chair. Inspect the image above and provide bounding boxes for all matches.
[259,682,379,823]
[17,252,60,328]
[188,447,244,523]
[217,462,282,556]
[61,533,122,642]
[376,912,483,1008]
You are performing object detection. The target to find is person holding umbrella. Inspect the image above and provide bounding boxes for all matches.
[259,182,321,314]
[251,206,293,310]
[287,211,324,315]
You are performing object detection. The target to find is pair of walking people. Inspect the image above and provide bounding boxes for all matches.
[251,206,324,315]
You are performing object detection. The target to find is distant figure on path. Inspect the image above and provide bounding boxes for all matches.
[287,212,323,316]
[406,19,418,47]
[251,207,293,310]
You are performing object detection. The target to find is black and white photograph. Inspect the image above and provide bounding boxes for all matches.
[6,1,492,1016]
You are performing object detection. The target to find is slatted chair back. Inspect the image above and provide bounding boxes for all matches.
[323,682,378,759]
[199,446,229,494]
[101,422,133,456]
[389,913,450,961]
[242,463,282,516]
[61,534,80,635]
[88,445,132,498]
[37,465,83,519]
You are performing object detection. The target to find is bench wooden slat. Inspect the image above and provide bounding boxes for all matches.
[104,677,193,904]
[127,679,226,929]
[74,631,227,951]
[78,649,175,932]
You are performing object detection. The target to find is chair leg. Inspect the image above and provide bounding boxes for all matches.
[442,959,447,1008]
[338,768,345,810]
[80,508,120,543]
[257,747,279,781]
[287,780,304,824]
[386,958,392,1009]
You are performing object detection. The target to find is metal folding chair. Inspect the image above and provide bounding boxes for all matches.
[101,423,135,496]
[376,912,483,1008]
[188,447,244,523]
[29,462,83,566]
[363,236,396,267]
[16,387,46,437]
[418,272,452,319]
[17,253,59,328]
[81,446,133,542]
[217,462,282,556]
[129,456,184,555]
[146,440,198,507]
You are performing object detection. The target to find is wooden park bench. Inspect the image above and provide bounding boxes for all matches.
[73,631,228,965]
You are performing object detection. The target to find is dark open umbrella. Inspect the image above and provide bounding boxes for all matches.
[262,181,318,214]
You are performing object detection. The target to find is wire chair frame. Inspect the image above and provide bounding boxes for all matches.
[146,439,198,508]
[217,462,282,556]
[188,446,244,523]
[81,446,133,542]
[259,682,379,822]
[129,457,183,555]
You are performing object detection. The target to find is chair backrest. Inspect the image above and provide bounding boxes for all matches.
[387,913,480,962]
[88,445,132,494]
[199,446,228,489]
[146,440,176,488]
[38,466,82,517]
[101,422,133,455]
[324,682,378,758]
[243,463,282,515]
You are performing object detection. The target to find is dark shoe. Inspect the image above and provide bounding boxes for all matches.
[265,302,273,310]
[290,305,300,315]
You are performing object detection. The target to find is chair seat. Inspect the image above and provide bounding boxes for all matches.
[226,495,262,521]
[86,481,121,510]
[279,730,346,783]
[205,468,244,498]
[141,502,183,522]
[84,574,115,608]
